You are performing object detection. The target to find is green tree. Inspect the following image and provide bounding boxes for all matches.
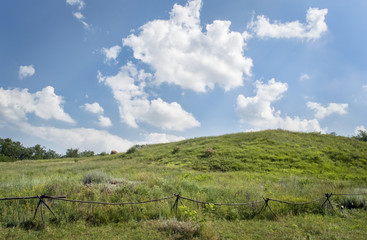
[21,147,35,160]
[353,130,367,142]
[65,148,80,158]
[0,138,24,160]
[44,149,61,159]
[32,144,47,159]
[80,150,95,157]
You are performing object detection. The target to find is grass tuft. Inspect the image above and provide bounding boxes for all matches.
[82,171,110,185]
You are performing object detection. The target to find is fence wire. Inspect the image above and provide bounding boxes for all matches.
[1,192,366,225]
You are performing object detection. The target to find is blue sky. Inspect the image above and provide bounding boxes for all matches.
[1,0,366,154]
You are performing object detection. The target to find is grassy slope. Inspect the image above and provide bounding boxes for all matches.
[129,130,367,179]
[1,130,367,239]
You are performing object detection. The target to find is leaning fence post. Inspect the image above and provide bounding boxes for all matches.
[40,194,58,219]
[322,193,335,214]
[258,197,277,218]
[33,195,42,221]
[33,194,58,225]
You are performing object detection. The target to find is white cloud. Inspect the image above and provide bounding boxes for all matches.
[83,102,104,115]
[66,1,90,29]
[73,12,90,29]
[140,98,200,131]
[66,0,85,10]
[142,133,185,145]
[83,102,112,127]
[73,11,84,20]
[19,65,35,79]
[236,79,323,132]
[98,62,200,131]
[307,102,348,119]
[299,74,310,81]
[102,45,122,64]
[0,86,75,124]
[355,125,366,134]
[363,85,367,90]
[123,0,253,92]
[19,123,132,153]
[248,7,328,40]
[98,115,112,127]
[0,86,131,153]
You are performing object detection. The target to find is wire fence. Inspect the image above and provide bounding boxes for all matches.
[1,192,366,225]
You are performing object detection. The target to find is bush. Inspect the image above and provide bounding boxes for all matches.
[82,171,110,185]
[203,148,216,157]
[126,146,138,154]
[172,146,181,154]
[0,154,14,162]
[148,219,201,239]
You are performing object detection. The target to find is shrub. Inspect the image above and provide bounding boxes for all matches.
[126,145,138,154]
[172,146,181,154]
[0,154,14,162]
[148,219,201,239]
[82,171,110,185]
[203,148,216,157]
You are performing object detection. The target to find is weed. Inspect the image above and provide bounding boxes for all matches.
[82,171,110,185]
[148,218,201,239]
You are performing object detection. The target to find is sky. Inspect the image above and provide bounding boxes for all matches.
[1,0,367,154]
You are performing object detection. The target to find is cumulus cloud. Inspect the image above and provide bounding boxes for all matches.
[82,102,113,127]
[19,65,35,79]
[19,123,132,153]
[98,62,200,131]
[123,0,253,92]
[236,79,323,132]
[83,102,104,115]
[0,86,75,124]
[307,102,348,119]
[0,86,130,153]
[98,115,112,127]
[102,45,122,64]
[142,133,185,145]
[248,7,328,40]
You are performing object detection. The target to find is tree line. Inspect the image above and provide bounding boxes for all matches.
[0,137,100,162]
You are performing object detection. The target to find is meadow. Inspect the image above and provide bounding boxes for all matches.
[0,130,367,239]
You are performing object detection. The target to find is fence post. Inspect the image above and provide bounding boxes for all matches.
[172,193,182,213]
[258,197,277,218]
[322,193,335,214]
[33,194,58,225]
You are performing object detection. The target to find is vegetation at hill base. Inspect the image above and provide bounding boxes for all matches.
[0,138,103,162]
[1,130,367,239]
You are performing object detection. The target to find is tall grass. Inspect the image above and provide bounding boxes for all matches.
[0,130,366,238]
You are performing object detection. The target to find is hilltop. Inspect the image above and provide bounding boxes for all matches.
[122,130,367,180]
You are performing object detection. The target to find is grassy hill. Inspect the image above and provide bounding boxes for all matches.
[125,130,367,179]
[1,130,367,239]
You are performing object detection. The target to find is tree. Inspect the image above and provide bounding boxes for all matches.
[32,144,47,159]
[65,148,79,158]
[0,137,62,160]
[44,149,61,159]
[0,138,24,160]
[353,130,367,142]
[80,150,94,157]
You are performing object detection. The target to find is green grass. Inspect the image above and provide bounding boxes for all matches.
[0,130,367,239]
